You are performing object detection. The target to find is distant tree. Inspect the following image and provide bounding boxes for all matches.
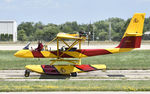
[61,25,73,33]
[111,31,120,41]
[144,17,150,32]
[34,29,44,40]
[0,34,5,41]
[98,30,108,41]
[34,21,44,30]
[4,34,9,41]
[17,29,27,41]
[8,34,13,41]
[42,26,60,41]
[143,17,150,40]
[93,21,109,41]
[71,21,79,31]
[18,22,35,36]
[107,18,126,41]
[16,17,150,41]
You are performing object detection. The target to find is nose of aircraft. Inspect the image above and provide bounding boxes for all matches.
[14,50,24,57]
[14,50,33,58]
[25,65,44,73]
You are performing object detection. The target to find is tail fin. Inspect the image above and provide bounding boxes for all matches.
[117,13,145,48]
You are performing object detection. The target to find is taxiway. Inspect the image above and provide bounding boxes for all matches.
[0,70,150,81]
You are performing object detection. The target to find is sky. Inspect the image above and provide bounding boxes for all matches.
[0,0,150,25]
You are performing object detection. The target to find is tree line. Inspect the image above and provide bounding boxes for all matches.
[0,34,13,41]
[17,17,150,41]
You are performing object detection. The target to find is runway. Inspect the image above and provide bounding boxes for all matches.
[1,70,150,81]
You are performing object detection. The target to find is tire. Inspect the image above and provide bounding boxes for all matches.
[24,70,30,77]
[71,72,77,77]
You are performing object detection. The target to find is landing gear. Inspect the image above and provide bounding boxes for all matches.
[24,70,30,77]
[71,72,77,77]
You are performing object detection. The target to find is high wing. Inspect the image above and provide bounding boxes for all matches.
[57,33,85,40]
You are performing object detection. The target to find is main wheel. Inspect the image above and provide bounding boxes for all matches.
[71,72,77,77]
[24,70,30,77]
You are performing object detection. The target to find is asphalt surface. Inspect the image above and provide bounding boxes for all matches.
[0,70,150,81]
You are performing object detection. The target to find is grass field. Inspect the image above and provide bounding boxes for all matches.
[0,50,150,70]
[0,80,150,91]
[0,50,150,92]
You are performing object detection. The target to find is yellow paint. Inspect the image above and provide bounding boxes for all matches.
[123,13,145,38]
[55,65,81,74]
[59,40,79,57]
[41,51,56,58]
[25,64,106,75]
[50,59,81,65]
[57,33,86,40]
[25,65,44,74]
[91,64,106,70]
[14,50,34,58]
[57,38,59,58]
[14,49,133,58]
[65,51,87,58]
[125,33,142,36]
[106,48,133,54]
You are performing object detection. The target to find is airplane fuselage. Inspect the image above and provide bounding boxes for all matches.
[14,48,133,58]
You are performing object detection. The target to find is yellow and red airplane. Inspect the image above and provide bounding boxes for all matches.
[14,13,145,77]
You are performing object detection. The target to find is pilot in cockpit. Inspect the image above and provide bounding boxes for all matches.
[35,41,43,51]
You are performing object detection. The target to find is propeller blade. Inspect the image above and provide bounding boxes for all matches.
[87,32,90,46]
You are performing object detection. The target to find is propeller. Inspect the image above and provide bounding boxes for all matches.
[79,31,92,46]
[87,23,93,46]
[87,32,91,46]
[79,31,86,37]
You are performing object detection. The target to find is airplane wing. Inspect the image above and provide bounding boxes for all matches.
[57,33,85,39]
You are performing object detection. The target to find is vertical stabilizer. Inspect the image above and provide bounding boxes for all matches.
[117,13,145,48]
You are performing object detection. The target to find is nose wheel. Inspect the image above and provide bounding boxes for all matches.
[24,70,30,77]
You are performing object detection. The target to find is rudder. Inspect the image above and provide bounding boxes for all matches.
[117,13,145,48]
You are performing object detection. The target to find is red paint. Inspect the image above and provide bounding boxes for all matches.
[35,43,43,51]
[49,49,111,58]
[75,65,96,71]
[116,36,142,48]
[41,65,59,74]
[77,49,111,56]
[32,51,44,58]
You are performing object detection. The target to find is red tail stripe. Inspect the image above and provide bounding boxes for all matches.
[117,36,142,48]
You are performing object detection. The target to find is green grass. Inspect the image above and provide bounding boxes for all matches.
[0,50,50,70]
[0,80,150,91]
[0,50,150,70]
[1,50,150,92]
[82,50,150,70]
